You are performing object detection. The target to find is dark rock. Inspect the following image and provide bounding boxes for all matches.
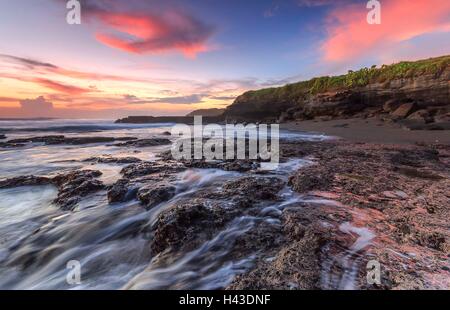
[107,179,138,203]
[407,109,433,123]
[229,226,326,290]
[161,131,171,136]
[83,156,142,164]
[52,170,105,210]
[391,102,417,119]
[137,182,176,209]
[151,200,229,254]
[289,165,334,193]
[383,99,401,113]
[0,175,52,189]
[183,159,259,172]
[222,176,285,201]
[0,142,26,148]
[115,138,171,147]
[0,134,6,140]
[64,137,136,145]
[7,135,65,144]
[120,161,183,178]
[4,135,137,147]
[417,232,447,252]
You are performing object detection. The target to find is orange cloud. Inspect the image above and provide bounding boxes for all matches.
[0,54,148,83]
[322,0,450,63]
[92,10,215,58]
[33,78,93,95]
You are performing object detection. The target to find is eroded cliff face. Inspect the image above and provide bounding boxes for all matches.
[224,63,450,128]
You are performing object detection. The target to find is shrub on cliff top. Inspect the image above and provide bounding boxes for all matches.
[236,55,450,104]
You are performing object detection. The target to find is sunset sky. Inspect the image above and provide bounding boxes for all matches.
[1,0,449,119]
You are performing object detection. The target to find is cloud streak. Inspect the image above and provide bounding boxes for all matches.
[0,54,148,83]
[321,0,450,63]
[71,0,216,58]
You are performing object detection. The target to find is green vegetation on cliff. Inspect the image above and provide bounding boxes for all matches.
[236,55,450,105]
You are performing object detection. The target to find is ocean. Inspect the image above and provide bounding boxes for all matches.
[0,119,343,290]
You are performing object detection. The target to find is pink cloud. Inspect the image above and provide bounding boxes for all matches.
[322,0,450,63]
[91,10,215,58]
[33,78,94,95]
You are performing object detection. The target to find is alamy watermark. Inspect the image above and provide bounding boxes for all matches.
[66,0,81,25]
[366,260,381,285]
[66,260,81,285]
[170,117,280,170]
[367,0,381,25]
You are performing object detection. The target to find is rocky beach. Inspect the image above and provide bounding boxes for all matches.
[0,56,449,290]
[0,117,448,290]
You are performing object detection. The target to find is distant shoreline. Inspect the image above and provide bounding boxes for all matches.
[0,118,57,121]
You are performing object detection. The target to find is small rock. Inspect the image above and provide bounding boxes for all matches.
[382,190,408,200]
[151,200,229,254]
[391,102,417,119]
[115,138,171,148]
[107,179,138,203]
[407,109,433,123]
[83,156,142,164]
[120,161,182,178]
[137,182,176,209]
[383,99,401,113]
[0,175,52,189]
[52,170,105,210]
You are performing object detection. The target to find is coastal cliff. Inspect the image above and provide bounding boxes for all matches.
[224,55,450,129]
[115,56,449,129]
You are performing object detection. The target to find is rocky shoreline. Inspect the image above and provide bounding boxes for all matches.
[0,134,448,289]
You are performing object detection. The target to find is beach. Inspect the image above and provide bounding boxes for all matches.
[0,119,448,289]
[282,118,450,145]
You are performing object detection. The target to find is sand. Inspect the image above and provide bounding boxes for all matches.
[281,118,450,145]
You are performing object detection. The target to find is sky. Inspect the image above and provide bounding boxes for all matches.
[0,0,449,119]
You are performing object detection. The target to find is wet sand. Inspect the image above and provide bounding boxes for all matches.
[281,118,450,145]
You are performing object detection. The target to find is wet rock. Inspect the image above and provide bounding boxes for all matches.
[289,165,334,193]
[107,179,138,203]
[4,135,137,146]
[66,137,136,145]
[161,131,171,136]
[0,142,26,148]
[0,134,6,140]
[120,161,184,178]
[7,135,65,144]
[83,156,142,164]
[0,175,52,189]
[115,138,171,148]
[151,200,229,254]
[417,232,448,252]
[222,160,259,172]
[222,176,285,201]
[228,227,326,290]
[137,182,176,209]
[52,170,105,210]
[184,159,259,172]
